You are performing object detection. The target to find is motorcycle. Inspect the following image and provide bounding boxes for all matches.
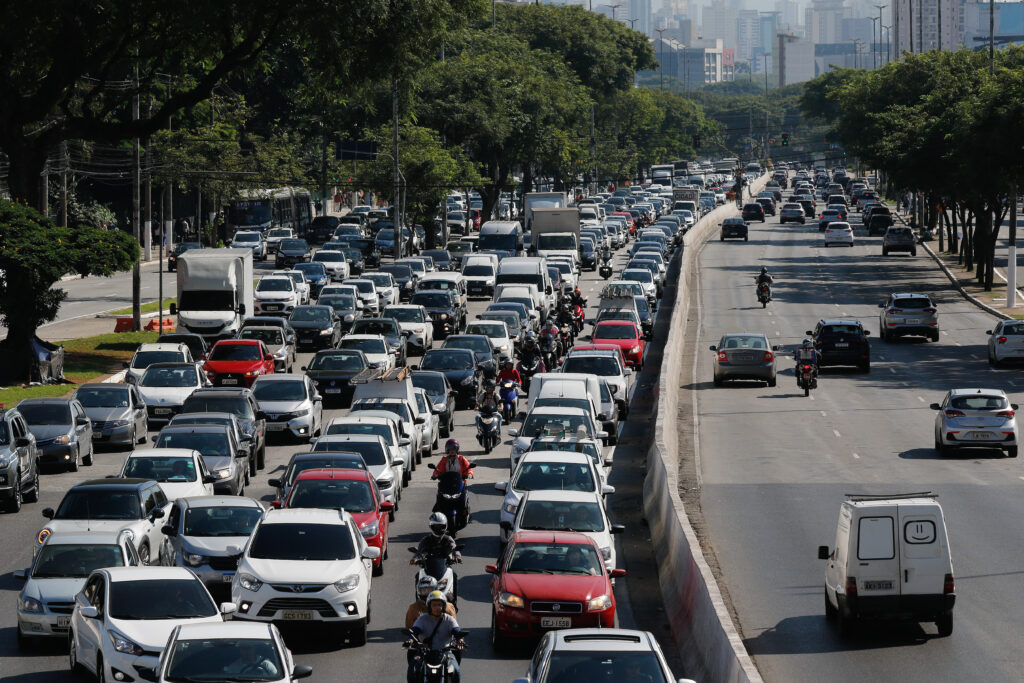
[757,281,772,308]
[516,356,544,392]
[432,468,474,534]
[558,322,574,353]
[499,381,518,422]
[539,330,559,370]
[571,302,586,335]
[599,250,614,279]
[403,627,468,683]
[797,362,818,397]
[408,545,464,605]
[476,405,501,454]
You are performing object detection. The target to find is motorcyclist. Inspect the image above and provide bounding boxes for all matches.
[406,590,465,683]
[519,333,544,371]
[794,338,820,386]
[406,576,457,629]
[412,512,462,565]
[476,379,503,432]
[496,358,521,385]
[539,318,560,356]
[755,266,774,286]
[570,287,586,309]
[432,439,474,480]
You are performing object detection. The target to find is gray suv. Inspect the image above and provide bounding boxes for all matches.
[0,407,40,513]
[882,226,917,256]
[879,293,939,342]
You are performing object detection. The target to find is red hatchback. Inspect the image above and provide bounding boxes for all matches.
[590,321,645,369]
[282,468,392,573]
[486,531,624,644]
[203,339,275,387]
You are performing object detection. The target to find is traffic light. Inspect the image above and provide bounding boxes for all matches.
[781,133,790,147]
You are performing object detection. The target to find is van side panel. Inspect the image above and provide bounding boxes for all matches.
[898,504,951,596]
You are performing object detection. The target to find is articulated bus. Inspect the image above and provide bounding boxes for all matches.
[226,187,314,237]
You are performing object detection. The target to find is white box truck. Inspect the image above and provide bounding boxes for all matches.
[170,248,254,341]
[523,191,568,233]
[531,208,580,265]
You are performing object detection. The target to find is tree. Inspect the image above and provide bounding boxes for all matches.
[0,199,138,382]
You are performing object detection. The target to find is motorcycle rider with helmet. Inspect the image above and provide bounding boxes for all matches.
[755,266,774,286]
[432,439,474,481]
[794,338,820,386]
[497,357,521,385]
[406,590,465,683]
[412,512,462,566]
[570,287,586,309]
[406,575,457,629]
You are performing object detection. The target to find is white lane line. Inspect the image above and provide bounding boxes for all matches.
[808,394,815,401]
[878,355,886,360]
[970,354,979,359]
[917,396,925,402]
[901,382,909,387]
[889,367,896,374]
[852,453,860,459]
[832,429,842,438]
[775,330,781,336]
[955,341,962,346]
[819,410,827,417]
[1009,379,1018,386]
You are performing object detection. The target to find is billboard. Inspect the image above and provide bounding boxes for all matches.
[723,48,735,67]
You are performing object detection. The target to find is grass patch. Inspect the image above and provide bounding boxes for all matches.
[109,298,176,316]
[0,331,160,406]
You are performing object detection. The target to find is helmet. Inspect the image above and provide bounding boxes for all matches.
[802,338,813,347]
[484,379,496,390]
[574,287,581,296]
[426,590,447,611]
[444,438,459,453]
[429,512,448,536]
[760,266,768,274]
[502,357,513,367]
[417,575,438,599]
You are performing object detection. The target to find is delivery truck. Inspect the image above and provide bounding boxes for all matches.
[522,191,568,233]
[530,208,580,265]
[170,248,254,341]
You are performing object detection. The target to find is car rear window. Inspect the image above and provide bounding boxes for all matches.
[1002,323,1024,335]
[950,395,1008,410]
[892,297,931,309]
[820,325,862,336]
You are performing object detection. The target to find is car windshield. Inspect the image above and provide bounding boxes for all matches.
[294,263,325,277]
[288,479,375,512]
[75,387,130,408]
[521,414,593,438]
[563,356,620,376]
[210,344,262,361]
[506,542,603,575]
[411,292,453,308]
[179,290,236,312]
[623,270,652,284]
[257,278,291,292]
[384,307,424,323]
[123,455,197,482]
[252,379,307,402]
[140,366,198,388]
[340,338,387,354]
[279,239,308,251]
[519,500,604,532]
[315,252,345,262]
[326,424,391,442]
[32,543,125,578]
[248,522,356,561]
[419,279,458,292]
[950,395,1008,410]
[132,351,183,369]
[513,462,595,492]
[165,637,283,682]
[56,491,140,520]
[382,266,412,279]
[108,578,216,620]
[463,265,494,276]
[341,249,363,262]
[239,328,284,346]
[594,324,636,340]
[422,350,474,370]
[349,281,374,294]
[312,439,387,466]
[364,274,392,288]
[351,401,409,421]
[321,296,358,313]
[466,323,503,338]
[18,403,71,425]
[352,320,396,336]
[309,352,365,372]
[290,307,332,323]
[268,229,291,238]
[233,233,260,243]
[155,432,231,457]
[181,396,252,420]
[183,506,262,537]
[376,229,395,240]
[411,374,446,398]
[543,652,669,683]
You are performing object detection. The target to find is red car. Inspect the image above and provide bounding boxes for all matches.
[486,531,624,643]
[469,208,482,231]
[203,339,275,387]
[281,468,392,573]
[569,343,628,368]
[590,321,645,369]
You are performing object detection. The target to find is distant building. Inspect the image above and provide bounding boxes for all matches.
[647,36,733,87]
[702,0,740,51]
[963,0,1023,48]
[629,0,653,35]
[892,0,964,53]
[737,9,762,61]
[806,0,849,44]
[776,32,816,84]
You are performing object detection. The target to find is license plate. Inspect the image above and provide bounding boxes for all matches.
[300,338,312,344]
[154,408,171,415]
[222,574,234,583]
[834,342,849,348]
[281,610,313,621]
[904,319,920,324]
[540,617,572,629]
[863,580,893,591]
[326,388,341,394]
[265,305,280,311]
[266,423,286,431]
[57,616,71,628]
[968,431,996,440]
[221,379,238,385]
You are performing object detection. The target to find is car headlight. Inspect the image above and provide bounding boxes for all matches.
[588,594,613,611]
[440,313,449,320]
[244,369,261,377]
[109,629,145,656]
[629,346,640,353]
[18,596,43,613]
[274,348,287,358]
[37,528,51,545]
[503,502,519,515]
[460,376,475,386]
[375,476,393,490]
[183,552,205,567]
[238,572,263,592]
[344,314,355,322]
[54,435,71,445]
[334,573,361,593]
[600,546,612,561]
[319,327,333,335]
[214,468,231,479]
[360,520,380,538]
[413,327,424,334]
[498,592,525,608]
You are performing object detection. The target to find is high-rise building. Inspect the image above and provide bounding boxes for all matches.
[629,0,653,35]
[775,0,803,29]
[776,31,816,83]
[806,0,849,44]
[737,9,763,61]
[702,0,740,50]
[963,0,1024,48]
[892,0,963,53]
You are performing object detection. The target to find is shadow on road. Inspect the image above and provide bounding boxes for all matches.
[742,614,933,655]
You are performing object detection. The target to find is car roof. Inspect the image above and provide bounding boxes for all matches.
[175,621,276,641]
[127,448,198,459]
[522,489,600,503]
[341,334,387,341]
[252,374,305,383]
[889,292,932,299]
[188,388,252,397]
[179,495,264,509]
[329,415,392,425]
[42,530,130,545]
[510,530,599,545]
[316,434,384,443]
[948,388,1006,397]
[104,566,197,582]
[135,343,187,352]
[212,339,261,346]
[73,478,151,489]
[549,628,659,652]
[262,507,350,525]
[293,468,370,482]
[158,424,232,434]
[17,397,73,405]
[818,319,863,327]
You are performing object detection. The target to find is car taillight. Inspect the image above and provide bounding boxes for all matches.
[944,409,965,418]
[998,336,1008,344]
[943,573,955,594]
[763,351,774,362]
[888,308,902,313]
[845,577,857,597]
[996,410,1015,418]
[717,351,728,361]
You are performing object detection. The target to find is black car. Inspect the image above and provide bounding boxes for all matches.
[336,247,365,276]
[239,316,297,346]
[293,262,330,299]
[345,237,380,268]
[274,238,311,268]
[153,425,248,495]
[411,290,463,338]
[157,333,209,361]
[741,203,765,223]
[417,348,480,408]
[288,305,342,349]
[755,197,776,216]
[807,320,871,373]
[633,295,654,341]
[580,241,598,270]
[867,213,895,236]
[411,370,456,437]
[268,451,368,502]
[797,196,816,217]
[720,217,749,241]
[303,349,370,406]
[317,294,361,333]
[380,264,417,300]
[167,242,201,272]
[442,334,497,378]
[309,215,340,244]
[423,249,454,271]
[179,388,266,472]
[350,317,408,366]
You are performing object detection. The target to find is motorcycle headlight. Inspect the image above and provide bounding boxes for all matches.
[238,572,263,592]
[503,502,519,515]
[360,520,380,538]
[183,552,205,567]
[498,592,524,608]
[588,594,613,611]
[109,629,145,655]
[334,573,361,593]
[18,596,43,613]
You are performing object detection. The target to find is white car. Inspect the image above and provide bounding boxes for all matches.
[68,566,232,681]
[339,334,394,371]
[136,363,207,425]
[508,407,607,473]
[125,343,194,385]
[273,269,311,305]
[931,388,1019,457]
[251,374,323,441]
[230,508,379,644]
[323,414,415,483]
[465,320,514,360]
[254,276,299,317]
[343,278,380,314]
[319,283,360,301]
[986,320,1024,366]
[383,304,434,352]
[823,221,855,247]
[312,249,351,281]
[142,621,311,683]
[118,449,214,501]
[621,268,657,303]
[495,451,613,544]
[349,397,427,465]
[362,271,399,307]
[16,530,139,646]
[309,434,403,506]
[264,228,294,255]
[509,490,623,570]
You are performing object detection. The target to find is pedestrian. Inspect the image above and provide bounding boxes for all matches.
[314,198,322,215]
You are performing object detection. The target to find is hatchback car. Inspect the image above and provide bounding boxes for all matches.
[269,451,368,502]
[118,449,215,501]
[719,217,748,241]
[710,333,779,387]
[153,425,248,496]
[339,334,395,372]
[238,326,295,373]
[18,398,94,471]
[125,343,194,385]
[288,305,342,350]
[254,276,300,317]
[350,317,408,366]
[931,388,1019,457]
[882,226,917,256]
[986,320,1024,367]
[818,209,843,232]
[807,320,871,372]
[823,222,854,247]
[274,238,311,268]
[506,491,624,571]
[303,348,369,405]
[309,434,403,507]
[179,388,267,473]
[383,304,434,352]
[203,340,275,388]
[878,293,939,342]
[137,363,207,425]
[741,202,765,222]
[590,321,644,369]
[779,203,806,224]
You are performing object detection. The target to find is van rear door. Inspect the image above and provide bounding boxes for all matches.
[853,508,900,597]
[898,503,948,596]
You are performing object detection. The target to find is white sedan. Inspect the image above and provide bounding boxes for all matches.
[823,222,855,247]
[338,334,395,371]
[118,449,214,501]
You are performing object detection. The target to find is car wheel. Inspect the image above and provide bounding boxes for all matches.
[836,606,854,638]
[24,467,40,503]
[68,447,80,472]
[248,452,257,478]
[911,249,917,256]
[859,361,870,373]
[138,541,151,565]
[257,443,266,470]
[768,376,777,388]
[129,426,137,448]
[1006,446,1018,458]
[490,608,506,652]
[882,248,889,255]
[83,444,93,467]
[69,633,84,676]
[372,557,384,577]
[349,617,368,646]
[5,473,22,513]
[936,611,953,637]
[96,655,106,683]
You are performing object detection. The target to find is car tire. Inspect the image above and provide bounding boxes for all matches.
[490,609,506,652]
[69,633,85,677]
[936,611,953,637]
[257,443,266,470]
[1006,446,1018,458]
[129,426,137,448]
[350,616,369,646]
[68,447,80,472]
[5,474,22,513]
[713,375,723,387]
[882,248,889,256]
[83,444,93,467]
[248,453,257,478]
[911,249,917,256]
[859,361,870,373]
[24,467,40,503]
[138,541,151,566]
[836,607,854,638]
[373,558,384,577]
[768,376,777,388]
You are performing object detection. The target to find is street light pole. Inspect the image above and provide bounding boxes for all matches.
[909,0,914,53]
[870,16,879,69]
[883,24,892,63]
[876,4,888,63]
[990,0,995,74]
[655,27,666,91]
[602,2,623,21]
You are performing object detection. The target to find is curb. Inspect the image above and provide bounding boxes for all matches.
[919,236,1012,321]
[60,258,162,282]
[103,370,127,384]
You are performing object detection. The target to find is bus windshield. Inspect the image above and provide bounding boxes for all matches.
[228,200,271,226]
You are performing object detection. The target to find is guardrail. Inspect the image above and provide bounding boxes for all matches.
[645,181,768,683]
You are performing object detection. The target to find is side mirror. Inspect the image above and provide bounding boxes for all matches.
[169,303,178,315]
[597,430,608,439]
[624,368,633,376]
[603,457,613,467]
[610,524,625,534]
[16,437,31,448]
[1014,404,1021,411]
[863,331,871,336]
[14,568,27,580]
[398,438,411,447]
[300,366,307,371]
[76,416,90,426]
[817,545,830,560]
[162,524,178,537]
[508,428,519,437]
[609,568,627,578]
[494,481,508,492]
[79,606,100,619]
[241,433,254,442]
[985,330,993,335]
[877,302,885,308]
[268,478,282,488]
[42,507,55,519]
[151,435,159,443]
[220,602,237,615]
[237,304,247,315]
[292,666,314,681]
[236,449,249,459]
[122,361,130,369]
[150,508,165,520]
[602,484,616,495]
[393,457,405,467]
[380,501,395,512]
[485,564,499,575]
[203,474,218,484]
[805,330,813,336]
[415,417,425,425]
[361,546,381,560]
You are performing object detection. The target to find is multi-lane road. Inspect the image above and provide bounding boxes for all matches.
[690,204,1024,681]
[0,240,685,682]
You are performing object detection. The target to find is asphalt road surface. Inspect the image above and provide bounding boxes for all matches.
[0,243,682,682]
[691,205,1024,681]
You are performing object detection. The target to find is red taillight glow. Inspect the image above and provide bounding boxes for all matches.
[996,410,1016,418]
[998,336,1008,344]
[944,573,955,594]
[763,351,774,362]
[944,410,965,418]
[845,577,858,597]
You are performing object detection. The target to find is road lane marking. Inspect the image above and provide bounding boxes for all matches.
[918,396,925,402]
[852,452,860,459]
[820,411,827,417]
[832,429,841,438]
[878,355,885,360]
[970,354,979,359]
[1009,379,1018,386]
[889,367,896,373]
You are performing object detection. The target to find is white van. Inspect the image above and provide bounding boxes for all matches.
[461,254,499,298]
[416,272,467,310]
[817,492,955,637]
[496,257,554,318]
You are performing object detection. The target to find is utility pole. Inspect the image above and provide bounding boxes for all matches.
[132,62,142,332]
[392,78,402,259]
[144,97,153,262]
[1010,187,1018,308]
[909,0,914,53]
[492,0,496,28]
[883,25,892,63]
[655,27,666,91]
[990,0,995,73]
[937,0,942,50]
[876,4,888,64]
[895,0,901,58]
[870,16,880,68]
[60,141,68,227]
[918,0,923,53]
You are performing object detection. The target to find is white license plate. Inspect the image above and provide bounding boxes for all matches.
[301,338,313,344]
[325,388,341,394]
[222,574,234,583]
[834,342,849,348]
[56,616,71,628]
[154,408,172,415]
[904,319,920,324]
[863,580,894,591]
[281,610,314,621]
[968,431,997,440]
[221,379,238,385]
[540,617,572,629]
[266,423,286,431]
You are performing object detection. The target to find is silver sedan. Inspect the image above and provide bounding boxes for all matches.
[710,333,778,387]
